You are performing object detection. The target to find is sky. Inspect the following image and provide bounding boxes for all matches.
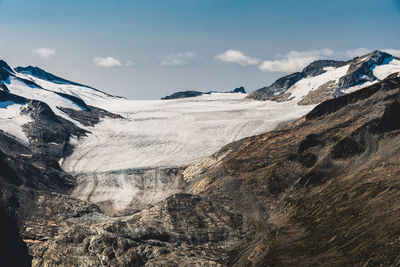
[0,0,399,99]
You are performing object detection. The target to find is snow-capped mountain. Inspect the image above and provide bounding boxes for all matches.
[1,50,400,215]
[0,59,311,215]
[248,50,400,104]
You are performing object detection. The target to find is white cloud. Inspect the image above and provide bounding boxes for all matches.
[382,49,400,57]
[93,57,134,68]
[259,49,334,72]
[160,52,196,66]
[32,48,56,59]
[345,48,371,58]
[215,49,259,66]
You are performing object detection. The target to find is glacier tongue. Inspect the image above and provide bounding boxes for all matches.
[62,93,314,214]
[71,167,183,216]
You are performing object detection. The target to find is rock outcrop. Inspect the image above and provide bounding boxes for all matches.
[161,87,246,100]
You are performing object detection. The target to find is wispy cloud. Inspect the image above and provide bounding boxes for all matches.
[160,52,196,66]
[259,49,334,72]
[32,48,56,59]
[383,48,400,57]
[93,56,135,68]
[215,49,260,66]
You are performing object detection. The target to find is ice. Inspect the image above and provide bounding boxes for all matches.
[61,93,314,213]
[62,93,314,173]
[6,77,89,126]
[13,71,119,106]
[287,65,350,101]
[373,59,400,80]
[0,102,32,144]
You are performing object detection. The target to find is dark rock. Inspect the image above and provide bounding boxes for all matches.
[374,101,400,133]
[15,65,123,98]
[306,74,400,120]
[58,106,123,127]
[162,91,203,100]
[162,87,247,100]
[231,87,246,94]
[15,66,92,88]
[338,50,393,88]
[0,60,14,82]
[54,92,90,111]
[247,72,306,101]
[0,204,32,267]
[302,59,347,76]
[298,133,324,153]
[0,83,9,92]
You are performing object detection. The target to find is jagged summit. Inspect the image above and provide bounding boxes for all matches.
[338,50,394,87]
[301,59,347,76]
[247,50,400,105]
[0,60,14,82]
[0,60,15,74]
[15,66,93,88]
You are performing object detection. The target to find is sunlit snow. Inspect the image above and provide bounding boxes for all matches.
[0,102,32,143]
[286,65,350,101]
[62,93,314,173]
[373,58,400,80]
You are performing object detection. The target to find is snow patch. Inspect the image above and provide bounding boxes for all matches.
[287,65,350,101]
[373,59,400,80]
[0,102,32,143]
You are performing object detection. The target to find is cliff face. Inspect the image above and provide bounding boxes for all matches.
[194,72,400,265]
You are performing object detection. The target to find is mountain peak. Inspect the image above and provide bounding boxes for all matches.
[248,50,400,104]
[302,59,348,77]
[0,60,14,73]
[14,66,92,88]
[0,60,14,82]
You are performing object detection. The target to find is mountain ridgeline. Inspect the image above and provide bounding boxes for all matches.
[248,50,400,105]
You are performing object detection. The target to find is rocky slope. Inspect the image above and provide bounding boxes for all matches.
[9,72,400,266]
[248,50,400,105]
[161,87,246,100]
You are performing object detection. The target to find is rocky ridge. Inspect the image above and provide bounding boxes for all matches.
[248,50,400,105]
[161,87,246,100]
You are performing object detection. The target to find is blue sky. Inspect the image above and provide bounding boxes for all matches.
[0,0,399,99]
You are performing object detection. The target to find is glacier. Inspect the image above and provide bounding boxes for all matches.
[61,93,314,214]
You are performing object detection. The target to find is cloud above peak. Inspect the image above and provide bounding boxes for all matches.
[345,47,371,58]
[215,49,260,66]
[93,56,134,68]
[382,48,400,57]
[259,49,334,72]
[32,48,56,59]
[160,52,196,66]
